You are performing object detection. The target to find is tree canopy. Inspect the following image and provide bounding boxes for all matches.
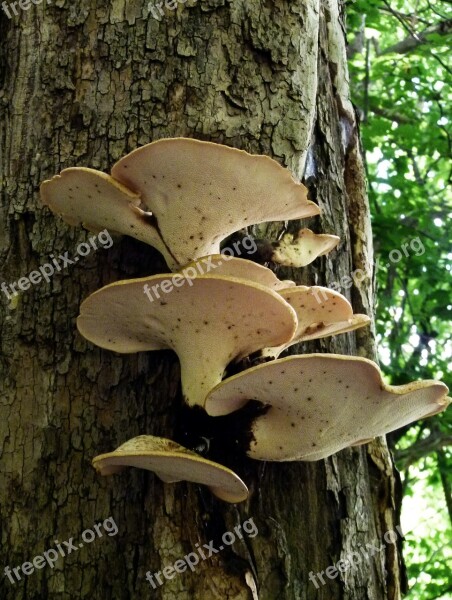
[347,1,451,598]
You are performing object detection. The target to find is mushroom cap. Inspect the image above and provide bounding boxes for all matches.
[77,273,298,407]
[40,168,174,266]
[205,354,450,461]
[271,229,340,267]
[111,138,320,266]
[183,255,295,290]
[93,435,249,503]
[263,286,370,357]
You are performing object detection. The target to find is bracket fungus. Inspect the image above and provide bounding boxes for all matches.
[205,355,450,461]
[181,257,369,354]
[39,136,450,504]
[40,168,172,261]
[263,286,370,357]
[181,258,369,356]
[183,255,295,290]
[271,228,340,267]
[93,435,248,503]
[77,271,297,407]
[41,138,321,270]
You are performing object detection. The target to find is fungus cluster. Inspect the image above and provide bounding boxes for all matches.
[41,137,335,270]
[41,138,450,503]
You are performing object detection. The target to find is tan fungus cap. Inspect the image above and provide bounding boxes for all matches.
[205,354,450,461]
[93,435,249,503]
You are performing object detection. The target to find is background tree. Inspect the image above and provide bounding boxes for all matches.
[347,1,451,598]
[0,0,423,598]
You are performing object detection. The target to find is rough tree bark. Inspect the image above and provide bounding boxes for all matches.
[0,1,405,598]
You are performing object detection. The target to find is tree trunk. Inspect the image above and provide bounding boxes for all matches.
[0,1,404,598]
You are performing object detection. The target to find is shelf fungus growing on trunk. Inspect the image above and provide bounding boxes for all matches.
[77,271,297,408]
[39,136,450,503]
[204,355,450,461]
[41,137,327,270]
[40,169,171,259]
[181,256,370,355]
[271,228,340,268]
[93,435,249,503]
[182,255,296,290]
[263,286,370,357]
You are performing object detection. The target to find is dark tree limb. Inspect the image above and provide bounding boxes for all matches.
[394,429,452,471]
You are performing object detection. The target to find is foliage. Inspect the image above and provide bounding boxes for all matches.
[401,456,452,600]
[346,1,451,598]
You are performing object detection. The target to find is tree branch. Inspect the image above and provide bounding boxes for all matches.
[436,449,452,527]
[370,105,413,124]
[379,19,452,55]
[394,429,452,471]
[424,585,452,600]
